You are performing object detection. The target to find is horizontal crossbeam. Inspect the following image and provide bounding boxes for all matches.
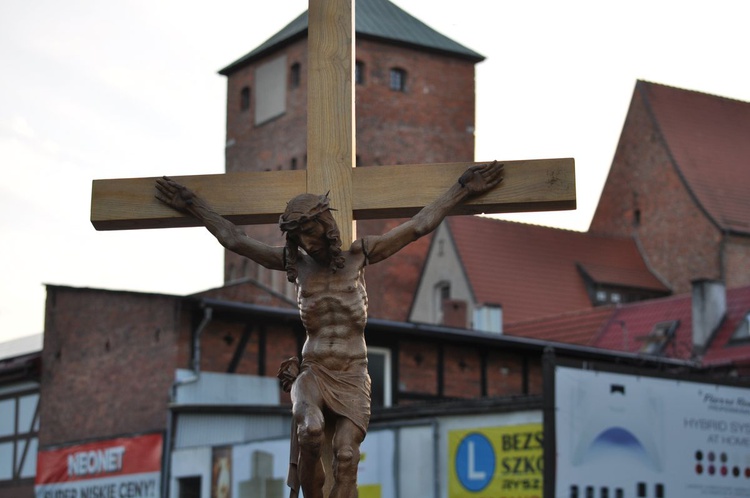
[90,158,575,231]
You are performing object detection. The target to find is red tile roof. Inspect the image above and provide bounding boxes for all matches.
[504,283,750,370]
[504,306,614,346]
[592,294,694,360]
[447,217,668,323]
[641,81,750,235]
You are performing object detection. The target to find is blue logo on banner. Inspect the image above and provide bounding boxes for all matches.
[455,433,495,491]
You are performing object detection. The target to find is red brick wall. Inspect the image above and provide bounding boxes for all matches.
[442,345,482,399]
[397,340,542,401]
[485,351,526,397]
[725,234,750,288]
[589,84,722,293]
[354,39,476,166]
[398,340,438,395]
[224,40,308,175]
[40,286,180,447]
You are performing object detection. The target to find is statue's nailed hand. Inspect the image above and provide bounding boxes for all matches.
[155,176,198,213]
[458,161,504,196]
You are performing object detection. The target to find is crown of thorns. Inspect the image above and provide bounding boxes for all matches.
[278,193,336,232]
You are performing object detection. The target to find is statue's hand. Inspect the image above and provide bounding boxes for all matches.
[155,176,198,212]
[458,161,504,195]
[277,357,300,393]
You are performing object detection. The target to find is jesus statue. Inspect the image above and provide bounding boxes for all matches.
[155,161,503,498]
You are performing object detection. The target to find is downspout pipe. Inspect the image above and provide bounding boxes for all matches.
[162,304,213,498]
[190,305,213,378]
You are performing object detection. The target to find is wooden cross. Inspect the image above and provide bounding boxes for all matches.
[90,0,575,249]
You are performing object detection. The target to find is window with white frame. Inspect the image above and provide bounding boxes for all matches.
[473,304,502,333]
[367,347,392,407]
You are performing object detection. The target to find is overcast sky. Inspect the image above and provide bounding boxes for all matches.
[1,0,749,343]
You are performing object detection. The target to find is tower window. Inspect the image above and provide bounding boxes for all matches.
[355,60,365,84]
[389,68,407,92]
[290,62,301,89]
[240,86,250,111]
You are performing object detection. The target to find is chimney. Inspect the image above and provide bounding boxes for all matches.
[442,299,468,328]
[691,279,726,354]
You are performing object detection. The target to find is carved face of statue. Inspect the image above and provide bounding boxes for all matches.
[293,218,329,261]
[279,193,341,266]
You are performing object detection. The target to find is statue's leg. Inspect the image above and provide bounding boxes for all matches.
[292,375,326,498]
[330,417,365,498]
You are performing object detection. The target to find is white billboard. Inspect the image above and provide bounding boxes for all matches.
[554,365,750,498]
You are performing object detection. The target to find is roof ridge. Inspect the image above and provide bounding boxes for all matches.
[638,79,750,106]
[637,80,724,232]
[451,215,644,241]
[219,0,483,75]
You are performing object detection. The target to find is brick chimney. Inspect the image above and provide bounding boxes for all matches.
[442,299,468,328]
[691,279,726,354]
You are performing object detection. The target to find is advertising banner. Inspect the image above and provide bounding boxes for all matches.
[448,423,543,498]
[35,432,162,498]
[555,366,750,497]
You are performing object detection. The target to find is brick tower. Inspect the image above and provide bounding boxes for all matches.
[217,0,484,320]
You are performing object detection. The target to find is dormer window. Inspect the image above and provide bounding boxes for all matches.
[730,312,750,343]
[474,304,502,333]
[638,320,679,355]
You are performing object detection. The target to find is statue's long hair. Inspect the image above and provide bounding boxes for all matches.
[280,195,345,283]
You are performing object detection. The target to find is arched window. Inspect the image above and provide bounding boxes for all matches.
[355,60,365,84]
[290,62,301,89]
[389,67,407,92]
[240,86,250,111]
[433,281,451,323]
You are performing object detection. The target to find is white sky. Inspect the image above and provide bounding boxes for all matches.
[1,0,749,343]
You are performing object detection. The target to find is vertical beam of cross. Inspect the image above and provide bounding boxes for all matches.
[307,0,356,249]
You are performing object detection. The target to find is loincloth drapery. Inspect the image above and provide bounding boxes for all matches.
[277,357,372,495]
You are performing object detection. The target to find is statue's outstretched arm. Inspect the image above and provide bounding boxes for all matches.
[155,177,285,270]
[360,162,503,264]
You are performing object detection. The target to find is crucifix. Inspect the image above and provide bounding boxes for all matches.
[90,2,574,497]
[90,1,575,235]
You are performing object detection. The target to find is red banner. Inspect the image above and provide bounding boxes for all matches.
[35,432,162,497]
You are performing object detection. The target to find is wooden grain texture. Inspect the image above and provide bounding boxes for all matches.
[91,159,575,230]
[307,0,355,247]
[352,158,576,219]
[90,170,306,230]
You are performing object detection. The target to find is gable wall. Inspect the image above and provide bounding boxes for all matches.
[40,287,181,447]
[589,85,721,293]
[725,235,750,288]
[409,222,473,326]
